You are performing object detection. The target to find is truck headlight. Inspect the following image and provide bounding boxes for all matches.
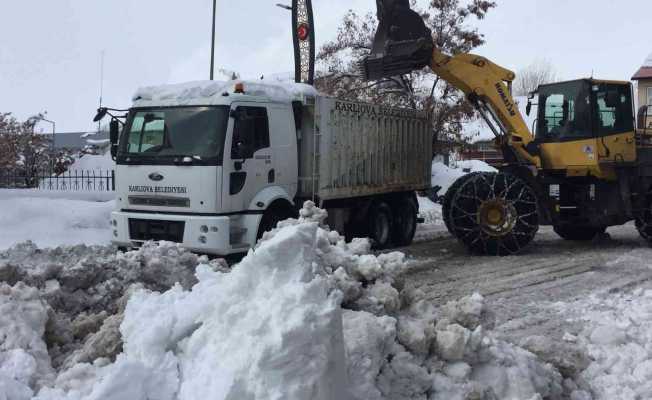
[200,225,209,234]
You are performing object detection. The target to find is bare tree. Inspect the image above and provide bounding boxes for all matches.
[514,59,558,96]
[316,0,497,153]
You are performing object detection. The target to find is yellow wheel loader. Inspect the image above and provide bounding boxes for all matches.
[361,0,652,255]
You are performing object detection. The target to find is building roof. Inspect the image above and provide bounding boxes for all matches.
[632,53,652,80]
[632,67,652,81]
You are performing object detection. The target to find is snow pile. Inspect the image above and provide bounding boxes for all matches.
[0,202,564,400]
[132,80,318,108]
[0,194,114,250]
[563,288,652,400]
[67,153,114,173]
[431,160,497,197]
[417,196,442,225]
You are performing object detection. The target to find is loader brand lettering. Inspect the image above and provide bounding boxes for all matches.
[128,185,188,194]
[495,83,517,117]
[334,101,426,119]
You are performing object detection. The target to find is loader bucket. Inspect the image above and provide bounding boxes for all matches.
[359,0,434,81]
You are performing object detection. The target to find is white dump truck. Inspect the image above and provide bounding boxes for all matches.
[102,80,432,255]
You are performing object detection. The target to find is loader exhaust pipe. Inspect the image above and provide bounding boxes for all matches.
[359,0,434,81]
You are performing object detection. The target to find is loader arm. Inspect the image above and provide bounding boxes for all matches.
[360,0,541,168]
[429,49,541,168]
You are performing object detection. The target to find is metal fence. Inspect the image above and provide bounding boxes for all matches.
[0,169,115,192]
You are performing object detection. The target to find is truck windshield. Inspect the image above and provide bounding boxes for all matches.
[119,106,229,165]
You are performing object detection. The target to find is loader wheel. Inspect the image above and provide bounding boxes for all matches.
[448,172,539,256]
[392,197,417,247]
[636,199,652,243]
[554,225,606,241]
[368,202,393,250]
[442,172,482,232]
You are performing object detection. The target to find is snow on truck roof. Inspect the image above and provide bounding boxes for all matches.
[132,80,319,108]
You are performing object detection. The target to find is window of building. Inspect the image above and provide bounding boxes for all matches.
[647,87,652,111]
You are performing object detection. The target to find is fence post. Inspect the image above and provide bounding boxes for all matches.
[111,170,115,191]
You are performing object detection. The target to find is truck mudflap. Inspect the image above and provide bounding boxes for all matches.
[110,211,244,256]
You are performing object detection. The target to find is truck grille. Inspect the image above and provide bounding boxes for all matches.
[129,219,185,243]
[129,196,190,208]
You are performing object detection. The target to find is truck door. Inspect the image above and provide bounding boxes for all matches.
[223,104,273,212]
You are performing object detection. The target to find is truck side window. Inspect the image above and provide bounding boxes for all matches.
[231,107,270,159]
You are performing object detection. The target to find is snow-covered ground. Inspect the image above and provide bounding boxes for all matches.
[0,191,114,250]
[1,202,567,400]
[5,191,652,399]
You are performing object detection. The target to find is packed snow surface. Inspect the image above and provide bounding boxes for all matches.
[132,80,319,108]
[0,192,114,250]
[557,249,652,399]
[0,202,566,400]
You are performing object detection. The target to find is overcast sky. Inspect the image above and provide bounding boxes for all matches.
[1,0,651,133]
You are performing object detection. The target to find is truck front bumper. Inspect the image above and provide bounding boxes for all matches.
[110,211,246,256]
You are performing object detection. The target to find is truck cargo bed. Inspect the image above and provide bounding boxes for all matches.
[297,97,432,201]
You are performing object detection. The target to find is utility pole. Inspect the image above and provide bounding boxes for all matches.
[210,0,217,80]
[99,50,105,132]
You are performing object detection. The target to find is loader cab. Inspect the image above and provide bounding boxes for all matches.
[535,79,636,178]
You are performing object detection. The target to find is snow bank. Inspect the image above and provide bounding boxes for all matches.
[431,160,497,197]
[417,196,442,225]
[67,153,114,173]
[0,195,114,250]
[132,80,318,108]
[1,202,565,400]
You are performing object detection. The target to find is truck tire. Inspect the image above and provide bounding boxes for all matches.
[256,202,296,241]
[442,172,482,233]
[368,202,393,249]
[392,197,417,246]
[448,172,539,256]
[554,225,606,241]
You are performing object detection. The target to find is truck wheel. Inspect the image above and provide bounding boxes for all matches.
[448,172,539,256]
[554,225,606,241]
[442,172,481,233]
[392,197,417,246]
[256,203,296,241]
[368,202,393,249]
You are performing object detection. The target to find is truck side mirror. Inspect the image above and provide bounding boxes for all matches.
[110,119,120,159]
[526,101,532,116]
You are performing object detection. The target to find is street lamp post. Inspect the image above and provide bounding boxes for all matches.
[210,0,217,80]
[38,117,56,148]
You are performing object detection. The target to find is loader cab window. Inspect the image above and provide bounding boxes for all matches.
[537,80,592,142]
[593,83,634,136]
[231,107,270,159]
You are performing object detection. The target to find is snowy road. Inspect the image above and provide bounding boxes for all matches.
[401,224,652,343]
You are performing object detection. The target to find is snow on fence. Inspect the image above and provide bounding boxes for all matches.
[0,169,115,192]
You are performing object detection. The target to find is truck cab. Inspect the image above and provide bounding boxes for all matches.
[110,81,306,255]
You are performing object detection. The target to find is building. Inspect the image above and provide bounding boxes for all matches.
[632,53,652,129]
[52,131,109,150]
[460,139,503,168]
